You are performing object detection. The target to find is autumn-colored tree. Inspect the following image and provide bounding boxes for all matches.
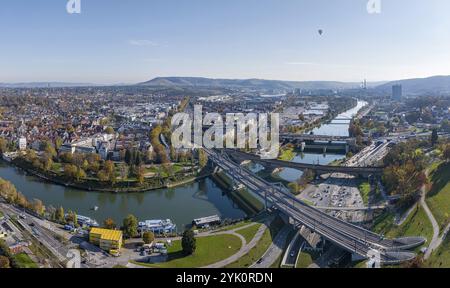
[198,149,208,168]
[31,199,45,216]
[137,165,145,185]
[104,218,116,230]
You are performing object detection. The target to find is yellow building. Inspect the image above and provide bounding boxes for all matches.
[89,228,123,253]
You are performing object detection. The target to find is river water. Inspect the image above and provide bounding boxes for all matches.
[0,100,366,229]
[272,100,368,182]
[0,163,245,230]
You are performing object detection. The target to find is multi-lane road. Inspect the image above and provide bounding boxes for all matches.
[205,149,423,264]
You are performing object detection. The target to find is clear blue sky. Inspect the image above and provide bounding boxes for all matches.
[1,0,449,84]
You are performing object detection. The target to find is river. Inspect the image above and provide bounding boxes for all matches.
[0,163,245,230]
[263,100,368,182]
[0,100,367,229]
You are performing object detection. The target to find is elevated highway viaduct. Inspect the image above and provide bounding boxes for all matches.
[205,149,425,264]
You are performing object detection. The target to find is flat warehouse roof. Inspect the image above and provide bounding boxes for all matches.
[90,228,122,242]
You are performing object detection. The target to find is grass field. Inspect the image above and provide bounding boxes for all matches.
[235,224,262,243]
[133,234,242,268]
[352,260,368,268]
[12,253,38,268]
[225,217,285,268]
[278,147,296,161]
[426,162,450,231]
[425,234,450,268]
[372,206,433,244]
[295,250,320,268]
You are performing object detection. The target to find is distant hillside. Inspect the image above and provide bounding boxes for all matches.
[138,77,362,90]
[375,75,450,95]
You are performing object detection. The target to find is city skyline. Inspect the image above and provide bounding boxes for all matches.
[1,0,450,84]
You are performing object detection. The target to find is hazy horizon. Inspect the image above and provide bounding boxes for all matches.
[1,0,450,83]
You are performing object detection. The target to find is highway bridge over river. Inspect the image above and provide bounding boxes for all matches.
[226,149,383,178]
[205,149,425,264]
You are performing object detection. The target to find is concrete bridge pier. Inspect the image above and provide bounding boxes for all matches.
[300,142,306,152]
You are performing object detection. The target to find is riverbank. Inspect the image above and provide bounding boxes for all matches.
[211,171,264,215]
[7,158,209,194]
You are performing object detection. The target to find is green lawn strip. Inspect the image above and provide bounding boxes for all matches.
[358,182,371,206]
[12,253,39,268]
[295,250,320,268]
[300,198,315,207]
[426,162,450,231]
[235,224,262,243]
[132,234,242,268]
[215,221,253,232]
[352,260,368,268]
[225,217,285,268]
[425,234,450,268]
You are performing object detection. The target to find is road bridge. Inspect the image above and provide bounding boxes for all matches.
[226,149,383,178]
[205,149,425,264]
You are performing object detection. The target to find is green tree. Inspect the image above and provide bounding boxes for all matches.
[64,164,78,180]
[104,160,116,184]
[288,182,300,194]
[142,231,155,245]
[42,154,53,172]
[441,120,450,133]
[181,229,196,255]
[105,127,115,134]
[97,170,109,182]
[122,214,138,238]
[66,210,78,227]
[125,149,132,165]
[60,152,73,164]
[75,168,86,182]
[40,140,57,158]
[431,129,439,146]
[55,137,64,150]
[443,144,450,162]
[55,206,65,223]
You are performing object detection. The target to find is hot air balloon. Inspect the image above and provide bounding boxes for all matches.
[318,29,323,36]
